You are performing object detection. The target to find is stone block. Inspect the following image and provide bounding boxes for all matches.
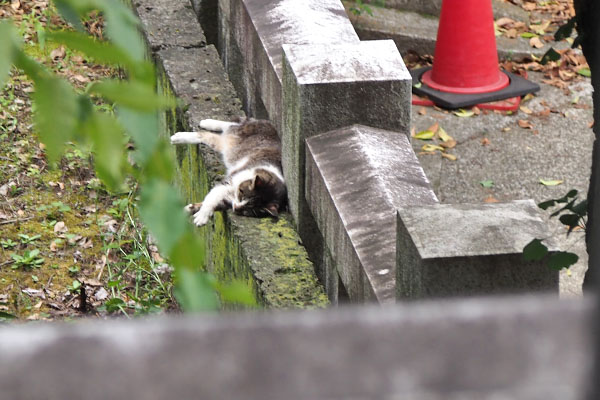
[283,40,412,225]
[221,0,359,127]
[133,0,206,50]
[0,295,591,399]
[306,125,438,303]
[397,200,560,299]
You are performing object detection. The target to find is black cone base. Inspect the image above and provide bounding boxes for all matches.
[410,67,540,109]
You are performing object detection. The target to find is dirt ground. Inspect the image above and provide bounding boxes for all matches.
[0,0,176,322]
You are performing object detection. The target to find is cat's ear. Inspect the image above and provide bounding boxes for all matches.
[253,170,271,188]
[263,203,279,217]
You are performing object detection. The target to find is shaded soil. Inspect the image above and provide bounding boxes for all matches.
[0,0,175,321]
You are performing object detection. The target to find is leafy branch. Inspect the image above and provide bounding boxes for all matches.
[523,190,586,270]
[0,0,254,312]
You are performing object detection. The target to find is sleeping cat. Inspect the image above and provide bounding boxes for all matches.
[170,118,287,226]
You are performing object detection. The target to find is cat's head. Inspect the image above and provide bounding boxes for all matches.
[232,169,286,218]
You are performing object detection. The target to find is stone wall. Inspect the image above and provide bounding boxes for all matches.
[0,294,592,399]
[134,0,328,309]
[190,0,558,304]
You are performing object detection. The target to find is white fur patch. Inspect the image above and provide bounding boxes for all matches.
[259,164,285,183]
[226,156,250,174]
[170,132,201,144]
[193,184,234,226]
[200,119,238,133]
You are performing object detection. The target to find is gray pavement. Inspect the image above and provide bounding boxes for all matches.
[411,72,594,297]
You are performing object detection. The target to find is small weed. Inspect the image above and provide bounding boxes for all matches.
[68,279,81,293]
[11,249,44,269]
[1,238,18,249]
[68,265,80,275]
[18,233,41,245]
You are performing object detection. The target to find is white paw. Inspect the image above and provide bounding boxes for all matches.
[193,210,211,227]
[170,132,198,145]
[184,203,202,215]
[199,119,222,131]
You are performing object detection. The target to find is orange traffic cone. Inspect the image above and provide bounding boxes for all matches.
[411,0,539,110]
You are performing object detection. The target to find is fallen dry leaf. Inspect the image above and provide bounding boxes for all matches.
[439,139,457,149]
[529,36,544,49]
[78,237,93,249]
[54,221,68,234]
[484,195,500,203]
[481,138,490,146]
[422,144,444,152]
[518,119,534,129]
[72,74,90,83]
[418,107,427,116]
[537,108,551,117]
[68,234,83,245]
[519,106,533,114]
[50,46,66,60]
[441,153,457,161]
[95,287,109,301]
[427,122,439,134]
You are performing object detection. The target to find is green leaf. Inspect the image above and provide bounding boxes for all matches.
[104,297,126,312]
[84,112,127,191]
[572,200,588,217]
[138,180,188,256]
[542,190,578,211]
[550,199,576,218]
[103,0,145,61]
[413,82,422,89]
[116,107,159,165]
[141,140,175,182]
[47,31,130,65]
[53,0,86,31]
[46,31,154,82]
[169,232,205,271]
[174,269,219,312]
[559,213,580,229]
[547,251,578,270]
[0,22,21,88]
[539,179,563,186]
[88,80,175,112]
[32,76,80,163]
[540,47,561,65]
[554,17,575,41]
[414,130,435,140]
[0,311,17,320]
[523,239,548,261]
[577,68,591,77]
[520,32,537,38]
[215,280,257,307]
[538,199,557,210]
[480,179,494,188]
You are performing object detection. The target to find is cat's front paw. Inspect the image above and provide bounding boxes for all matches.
[170,131,198,145]
[192,210,211,227]
[184,203,203,215]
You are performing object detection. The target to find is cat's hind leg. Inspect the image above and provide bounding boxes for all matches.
[170,130,227,152]
[200,119,238,133]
